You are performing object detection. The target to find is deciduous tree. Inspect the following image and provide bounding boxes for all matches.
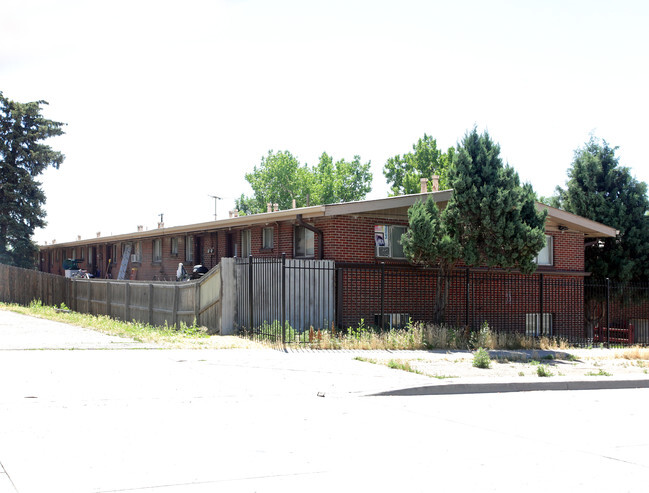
[383,134,454,195]
[0,92,65,268]
[236,150,372,214]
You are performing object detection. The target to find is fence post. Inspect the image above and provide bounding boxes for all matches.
[125,282,131,322]
[465,267,470,329]
[336,266,343,329]
[148,283,154,325]
[172,284,179,327]
[380,262,385,331]
[281,253,286,344]
[539,274,544,336]
[194,282,200,326]
[248,255,254,332]
[106,281,112,318]
[606,277,610,348]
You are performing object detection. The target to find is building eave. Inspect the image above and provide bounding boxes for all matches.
[40,206,326,250]
[537,202,618,238]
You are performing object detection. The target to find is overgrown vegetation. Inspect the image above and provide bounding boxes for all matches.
[250,319,572,351]
[0,301,259,349]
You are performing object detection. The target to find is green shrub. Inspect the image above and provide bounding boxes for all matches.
[473,347,491,369]
[536,365,553,377]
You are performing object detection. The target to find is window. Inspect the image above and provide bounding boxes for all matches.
[171,237,179,256]
[295,227,314,258]
[375,225,407,259]
[262,227,274,249]
[535,235,553,266]
[133,242,142,263]
[153,239,162,262]
[186,236,194,262]
[241,230,251,258]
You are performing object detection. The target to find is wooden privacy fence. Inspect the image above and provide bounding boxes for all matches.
[0,263,71,307]
[0,262,229,334]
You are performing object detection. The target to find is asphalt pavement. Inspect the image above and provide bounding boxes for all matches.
[0,310,648,492]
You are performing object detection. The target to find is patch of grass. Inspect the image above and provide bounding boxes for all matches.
[0,301,258,349]
[518,371,525,377]
[355,357,457,379]
[541,354,555,360]
[536,365,554,377]
[473,348,491,369]
[585,369,612,377]
[386,359,424,375]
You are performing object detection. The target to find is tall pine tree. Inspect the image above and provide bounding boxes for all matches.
[402,128,547,322]
[445,128,547,275]
[0,92,65,268]
[556,137,649,282]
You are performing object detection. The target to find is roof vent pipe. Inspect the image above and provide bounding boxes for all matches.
[292,199,296,209]
[296,214,324,260]
[267,203,272,213]
[420,178,428,194]
[273,203,279,212]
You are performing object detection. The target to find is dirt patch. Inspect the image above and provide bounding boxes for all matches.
[360,348,649,380]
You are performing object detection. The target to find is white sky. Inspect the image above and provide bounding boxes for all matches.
[2,0,648,245]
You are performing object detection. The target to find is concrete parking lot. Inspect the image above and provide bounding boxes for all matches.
[0,310,648,492]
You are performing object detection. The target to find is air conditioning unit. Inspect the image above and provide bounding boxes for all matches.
[375,225,390,258]
[130,254,140,263]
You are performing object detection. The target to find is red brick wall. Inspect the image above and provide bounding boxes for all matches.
[39,215,587,278]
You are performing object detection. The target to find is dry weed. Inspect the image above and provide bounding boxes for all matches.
[614,346,649,360]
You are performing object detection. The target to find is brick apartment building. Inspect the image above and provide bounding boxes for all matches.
[38,189,616,281]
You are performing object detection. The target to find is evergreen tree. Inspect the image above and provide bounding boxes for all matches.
[402,128,547,322]
[401,195,460,322]
[0,92,65,268]
[556,137,649,282]
[444,128,547,275]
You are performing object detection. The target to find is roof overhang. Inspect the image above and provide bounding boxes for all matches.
[538,202,618,238]
[40,206,326,249]
[38,192,618,251]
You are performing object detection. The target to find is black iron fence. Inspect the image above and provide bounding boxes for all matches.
[235,255,335,343]
[235,256,649,346]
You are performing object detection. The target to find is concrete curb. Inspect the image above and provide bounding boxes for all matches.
[368,377,649,396]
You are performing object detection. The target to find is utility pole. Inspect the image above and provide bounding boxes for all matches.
[209,195,222,221]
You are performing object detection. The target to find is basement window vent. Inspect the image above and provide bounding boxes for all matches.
[525,313,553,337]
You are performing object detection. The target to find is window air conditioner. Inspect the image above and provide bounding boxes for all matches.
[375,225,390,258]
